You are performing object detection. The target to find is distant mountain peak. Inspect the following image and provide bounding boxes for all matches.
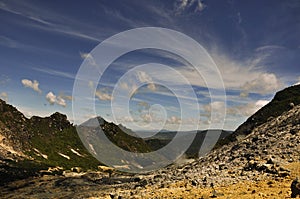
[80,116,105,127]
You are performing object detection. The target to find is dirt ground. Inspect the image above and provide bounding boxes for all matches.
[99,162,300,199]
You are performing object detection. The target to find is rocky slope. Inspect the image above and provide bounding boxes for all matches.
[158,103,300,186]
[129,85,300,197]
[216,84,300,147]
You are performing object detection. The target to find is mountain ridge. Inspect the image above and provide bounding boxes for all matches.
[215,84,300,148]
[0,99,230,184]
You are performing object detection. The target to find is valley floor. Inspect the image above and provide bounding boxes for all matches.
[1,162,299,199]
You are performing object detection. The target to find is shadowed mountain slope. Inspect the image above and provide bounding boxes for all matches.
[215,84,300,148]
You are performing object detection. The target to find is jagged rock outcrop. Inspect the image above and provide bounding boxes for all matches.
[0,99,101,185]
[0,99,31,153]
[147,103,300,188]
[30,112,72,133]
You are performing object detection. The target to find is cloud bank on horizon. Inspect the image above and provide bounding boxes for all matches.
[0,0,299,131]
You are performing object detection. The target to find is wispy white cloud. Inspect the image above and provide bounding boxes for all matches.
[109,38,288,97]
[21,79,42,93]
[0,2,51,25]
[95,89,113,101]
[32,67,75,79]
[255,45,286,52]
[101,6,147,28]
[194,0,206,12]
[58,93,73,101]
[110,45,282,98]
[175,0,206,14]
[206,48,287,95]
[136,71,156,91]
[0,36,19,48]
[0,1,102,42]
[0,35,74,58]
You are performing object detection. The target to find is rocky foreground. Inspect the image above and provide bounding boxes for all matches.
[1,103,300,198]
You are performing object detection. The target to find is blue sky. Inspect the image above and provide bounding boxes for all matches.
[0,0,299,131]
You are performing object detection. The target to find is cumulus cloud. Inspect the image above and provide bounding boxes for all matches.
[80,52,97,66]
[227,100,270,117]
[58,93,73,101]
[147,83,156,91]
[204,100,269,119]
[136,71,156,91]
[167,115,181,124]
[56,96,67,107]
[140,113,152,123]
[95,90,113,101]
[0,92,8,102]
[202,101,226,125]
[142,51,283,95]
[61,95,73,101]
[203,101,225,113]
[131,47,286,98]
[138,110,165,124]
[46,92,66,107]
[80,52,92,59]
[21,79,42,93]
[199,99,269,130]
[46,92,56,105]
[121,116,134,123]
[240,73,283,97]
